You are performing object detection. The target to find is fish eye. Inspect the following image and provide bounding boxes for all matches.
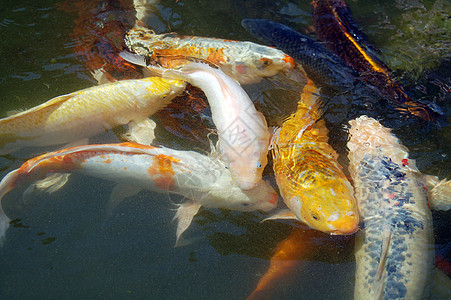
[312,213,320,221]
[256,161,262,168]
[241,202,250,207]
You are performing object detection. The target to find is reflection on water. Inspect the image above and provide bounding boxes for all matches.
[0,0,449,299]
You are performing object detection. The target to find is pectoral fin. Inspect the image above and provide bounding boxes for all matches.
[23,173,71,203]
[263,209,298,222]
[423,175,451,211]
[122,118,156,145]
[172,201,201,247]
[107,184,142,216]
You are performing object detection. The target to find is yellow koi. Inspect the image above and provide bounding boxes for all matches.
[269,78,359,234]
[0,77,186,154]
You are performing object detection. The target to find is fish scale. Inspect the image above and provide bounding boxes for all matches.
[348,116,434,299]
[0,77,186,154]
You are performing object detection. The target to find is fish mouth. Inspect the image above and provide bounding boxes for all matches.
[329,215,360,235]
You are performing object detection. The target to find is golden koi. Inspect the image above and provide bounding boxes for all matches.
[0,142,278,246]
[347,115,435,299]
[125,24,295,84]
[0,77,186,155]
[121,52,271,191]
[269,79,359,234]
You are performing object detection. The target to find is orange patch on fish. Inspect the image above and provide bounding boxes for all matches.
[147,154,180,190]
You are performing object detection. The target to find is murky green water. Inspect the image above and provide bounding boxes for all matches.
[0,0,449,299]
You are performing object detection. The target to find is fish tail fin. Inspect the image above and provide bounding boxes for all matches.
[0,169,21,246]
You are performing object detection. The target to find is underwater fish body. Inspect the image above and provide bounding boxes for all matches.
[270,79,359,234]
[348,115,434,299]
[241,18,356,91]
[312,0,437,121]
[0,77,186,154]
[125,24,295,84]
[0,142,278,246]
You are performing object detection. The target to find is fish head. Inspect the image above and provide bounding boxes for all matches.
[206,178,278,212]
[288,179,359,235]
[222,135,270,191]
[275,152,359,235]
[232,46,295,84]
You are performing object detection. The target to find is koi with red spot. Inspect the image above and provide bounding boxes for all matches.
[312,0,438,121]
[0,142,278,246]
[348,115,435,299]
[125,23,295,84]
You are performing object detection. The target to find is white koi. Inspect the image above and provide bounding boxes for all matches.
[0,142,278,246]
[0,77,186,155]
[121,52,270,191]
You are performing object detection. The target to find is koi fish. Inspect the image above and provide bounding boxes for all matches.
[0,77,186,155]
[311,0,438,121]
[348,115,435,299]
[241,18,356,91]
[124,24,295,84]
[247,227,317,300]
[268,79,359,234]
[121,52,270,191]
[0,142,278,246]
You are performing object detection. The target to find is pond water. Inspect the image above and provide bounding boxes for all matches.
[0,0,449,299]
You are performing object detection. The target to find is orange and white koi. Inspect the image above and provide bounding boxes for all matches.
[121,52,271,191]
[268,79,359,234]
[0,77,186,155]
[347,115,435,299]
[125,24,295,84]
[0,142,278,246]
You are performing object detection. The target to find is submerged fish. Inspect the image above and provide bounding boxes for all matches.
[122,52,270,191]
[312,0,438,121]
[269,79,359,234]
[0,77,186,155]
[348,115,435,299]
[0,142,278,246]
[241,18,356,91]
[124,24,295,84]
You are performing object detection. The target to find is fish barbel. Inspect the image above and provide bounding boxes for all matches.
[269,79,359,234]
[0,142,278,246]
[121,53,271,191]
[125,24,295,84]
[0,77,186,154]
[348,115,434,299]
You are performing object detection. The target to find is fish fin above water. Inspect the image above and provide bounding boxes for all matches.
[22,173,71,203]
[263,209,298,222]
[173,201,202,247]
[422,175,451,211]
[106,184,142,216]
[122,118,156,145]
